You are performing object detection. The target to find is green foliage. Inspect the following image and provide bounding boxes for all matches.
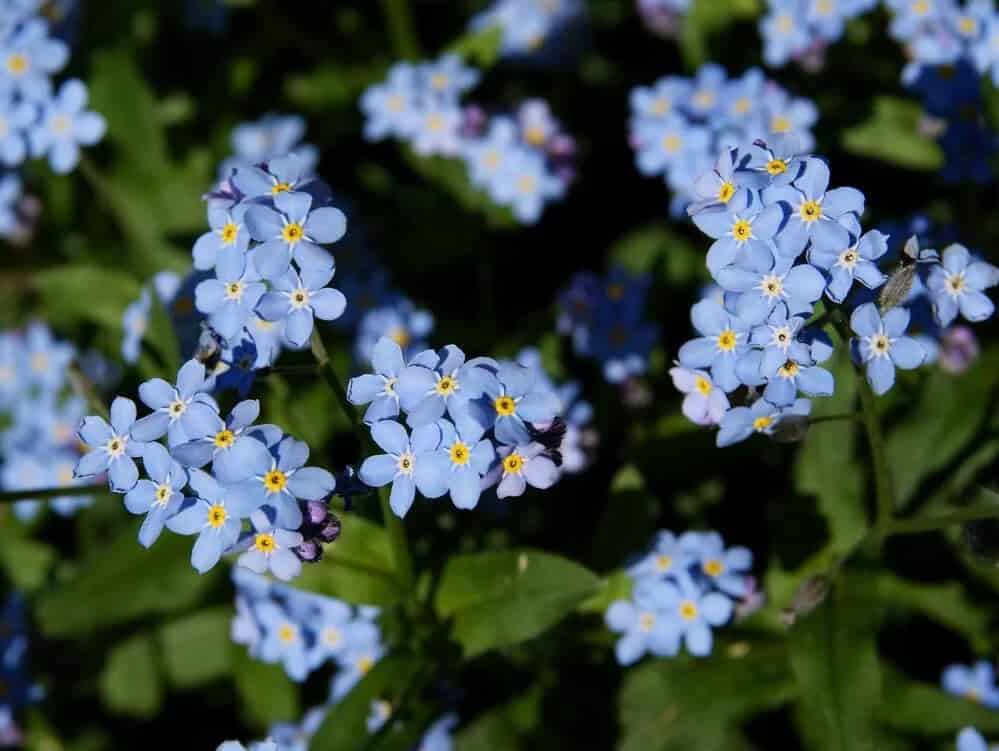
[435,549,600,657]
[842,97,944,170]
[98,633,163,717]
[0,516,56,593]
[232,650,300,730]
[446,25,505,68]
[680,0,760,68]
[158,607,233,688]
[878,668,999,735]
[455,685,543,751]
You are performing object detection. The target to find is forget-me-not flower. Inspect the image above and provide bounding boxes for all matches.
[74,396,147,493]
[395,345,498,426]
[943,661,999,707]
[123,442,187,548]
[246,191,346,279]
[605,579,682,665]
[131,359,219,446]
[716,397,812,447]
[809,228,888,303]
[358,419,447,517]
[237,510,304,582]
[166,468,245,573]
[29,79,106,173]
[495,442,559,499]
[257,267,347,347]
[677,299,752,393]
[926,244,998,326]
[195,247,266,341]
[170,399,272,483]
[468,361,560,445]
[659,573,733,657]
[850,303,925,395]
[670,366,730,426]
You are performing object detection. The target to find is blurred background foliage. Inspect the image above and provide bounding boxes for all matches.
[3,0,999,749]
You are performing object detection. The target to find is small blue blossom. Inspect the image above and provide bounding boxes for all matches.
[254,601,311,681]
[682,531,754,597]
[166,468,246,573]
[926,244,998,326]
[131,359,220,447]
[809,229,888,303]
[74,396,147,493]
[0,91,34,166]
[227,113,318,175]
[29,78,106,173]
[717,249,826,322]
[495,442,559,499]
[257,266,347,347]
[123,442,187,548]
[716,397,812,447]
[348,337,437,425]
[358,419,447,517]
[395,345,498,426]
[690,191,784,276]
[626,530,696,582]
[192,203,250,272]
[171,399,270,483]
[468,361,560,445]
[850,303,926,395]
[236,510,304,582]
[957,728,991,751]
[605,579,682,664]
[677,299,752,393]
[355,298,435,365]
[671,366,730,426]
[659,573,733,657]
[195,247,267,341]
[0,17,68,100]
[942,661,999,707]
[492,147,565,224]
[246,191,346,279]
[232,153,312,201]
[360,62,419,142]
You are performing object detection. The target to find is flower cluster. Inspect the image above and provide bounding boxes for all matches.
[348,337,564,517]
[0,594,42,744]
[628,65,817,215]
[231,568,385,692]
[557,266,659,383]
[672,138,999,444]
[760,0,878,69]
[72,360,338,577]
[218,113,318,182]
[605,530,755,663]
[942,660,999,707]
[469,0,584,60]
[0,322,93,521]
[361,54,575,223]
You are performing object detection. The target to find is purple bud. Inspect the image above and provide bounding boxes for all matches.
[319,518,342,543]
[460,105,488,138]
[939,325,979,374]
[294,540,322,563]
[305,499,329,526]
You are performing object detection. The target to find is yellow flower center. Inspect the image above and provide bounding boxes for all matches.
[271,182,292,195]
[168,399,186,417]
[694,376,712,396]
[766,158,788,176]
[799,200,822,222]
[679,601,699,621]
[483,149,501,170]
[252,532,276,553]
[56,464,74,485]
[771,115,792,133]
[383,376,397,396]
[945,273,966,296]
[390,327,410,347]
[517,174,538,194]
[733,97,751,115]
[753,415,774,432]
[435,376,457,396]
[816,0,834,15]
[776,13,793,33]
[214,429,235,449]
[502,453,524,475]
[106,436,126,457]
[220,222,239,245]
[207,504,227,528]
[966,688,982,703]
[430,72,449,90]
[263,470,288,493]
[291,288,310,308]
[426,112,445,132]
[718,181,736,203]
[650,97,670,115]
[323,627,342,647]
[703,559,725,577]
[662,134,682,154]
[278,623,297,643]
[732,219,752,243]
[6,53,28,76]
[494,396,517,416]
[912,0,930,15]
[839,248,858,267]
[386,94,405,113]
[761,274,784,299]
[871,334,890,355]
[281,222,304,244]
[524,125,546,146]
[225,281,245,300]
[638,612,656,632]
[777,360,800,378]
[397,451,415,474]
[154,484,172,506]
[449,441,471,466]
[357,655,375,674]
[654,554,672,572]
[51,114,72,136]
[693,89,716,109]
[958,15,977,35]
[30,352,48,372]
[607,283,625,300]
[716,329,737,352]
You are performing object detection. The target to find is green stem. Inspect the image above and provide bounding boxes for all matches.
[309,331,415,590]
[380,0,422,59]
[809,413,861,426]
[857,375,896,537]
[884,506,999,536]
[0,484,103,504]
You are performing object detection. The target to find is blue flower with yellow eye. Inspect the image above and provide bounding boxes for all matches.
[493,147,564,224]
[74,397,148,493]
[926,244,998,327]
[468,361,560,445]
[760,0,811,67]
[850,303,926,395]
[361,62,419,142]
[171,399,269,483]
[123,442,187,548]
[760,345,833,405]
[0,91,35,166]
[257,267,347,348]
[464,116,517,196]
[236,510,304,582]
[677,299,752,393]
[809,228,888,303]
[395,345,498,426]
[426,416,495,510]
[130,359,220,447]
[659,573,733,657]
[195,247,266,342]
[633,115,710,177]
[717,248,827,323]
[605,578,682,665]
[629,76,692,124]
[246,191,347,279]
[419,53,480,100]
[942,661,999,707]
[690,190,784,277]
[689,146,767,213]
[0,17,68,101]
[684,63,727,120]
[166,468,246,573]
[29,78,106,174]
[355,299,434,365]
[253,601,312,681]
[747,133,808,187]
[749,303,811,376]
[233,153,312,200]
[358,419,447,517]
[348,336,439,425]
[23,320,73,392]
[192,203,250,272]
[716,397,811,446]
[226,113,318,176]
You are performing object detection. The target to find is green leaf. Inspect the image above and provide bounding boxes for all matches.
[607,226,704,284]
[34,265,141,332]
[842,97,944,170]
[618,641,794,751]
[158,607,232,689]
[680,0,760,68]
[232,649,300,730]
[0,519,56,593]
[36,525,222,636]
[435,549,600,657]
[310,653,423,751]
[878,668,999,735]
[446,25,505,68]
[98,633,163,717]
[285,64,383,111]
[787,590,881,751]
[294,515,402,607]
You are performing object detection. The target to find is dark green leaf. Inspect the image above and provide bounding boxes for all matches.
[446,25,505,68]
[232,649,300,730]
[878,667,999,735]
[98,633,163,717]
[34,265,141,332]
[158,607,233,689]
[0,519,56,593]
[842,97,944,170]
[680,0,760,67]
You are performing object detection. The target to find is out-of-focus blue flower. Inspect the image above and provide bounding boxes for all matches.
[358,419,447,517]
[926,244,998,326]
[123,442,187,548]
[29,78,105,173]
[605,579,682,664]
[716,397,812,446]
[420,53,480,99]
[469,0,584,59]
[0,91,34,166]
[366,700,392,734]
[74,396,147,493]
[417,714,460,751]
[355,300,435,367]
[626,530,696,581]
[0,172,21,237]
[166,468,246,573]
[227,113,318,175]
[23,320,73,391]
[0,17,68,100]
[361,62,419,142]
[659,573,733,657]
[682,531,753,597]
[943,661,999,707]
[492,147,564,224]
[850,303,926,395]
[957,727,990,751]
[255,601,311,682]
[670,366,730,426]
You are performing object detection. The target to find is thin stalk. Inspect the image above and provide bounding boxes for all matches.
[380,0,422,59]
[309,331,415,590]
[809,413,861,426]
[0,484,103,504]
[857,375,896,537]
[885,506,999,536]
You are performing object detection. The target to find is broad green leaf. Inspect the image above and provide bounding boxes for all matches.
[310,653,423,751]
[158,607,232,689]
[607,225,704,284]
[787,590,880,751]
[285,64,383,111]
[34,266,141,332]
[36,525,221,636]
[618,641,794,751]
[680,0,760,68]
[446,25,505,68]
[576,570,632,615]
[294,515,402,607]
[232,649,300,730]
[98,633,163,717]
[0,518,56,593]
[435,549,600,657]
[842,97,944,170]
[878,668,999,735]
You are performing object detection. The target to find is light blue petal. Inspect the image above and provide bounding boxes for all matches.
[359,454,398,487]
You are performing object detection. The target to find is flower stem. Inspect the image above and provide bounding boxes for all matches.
[884,506,999,536]
[309,330,415,590]
[809,413,860,426]
[380,0,422,59]
[856,375,896,537]
[0,484,103,504]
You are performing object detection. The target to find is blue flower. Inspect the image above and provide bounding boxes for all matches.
[23,320,73,391]
[360,62,419,141]
[49,450,93,517]
[166,468,246,572]
[74,397,147,493]
[192,203,250,272]
[671,365,731,426]
[942,661,999,707]
[492,147,564,224]
[358,419,447,517]
[409,100,463,157]
[677,299,751,392]
[232,153,313,200]
[809,229,888,303]
[121,289,151,364]
[690,190,784,276]
[764,157,864,258]
[626,530,696,582]
[229,435,336,529]
[717,249,826,323]
[716,397,812,447]
[395,345,498,426]
[227,114,317,174]
[748,303,812,374]
[216,335,261,396]
[419,53,480,99]
[236,510,304,582]
[131,359,220,447]
[29,79,106,173]
[850,303,926,395]
[762,87,818,149]
[0,91,35,166]
[195,247,266,341]
[417,715,459,751]
[429,416,496,509]
[689,146,767,213]
[957,728,990,751]
[495,442,559,499]
[659,573,733,657]
[330,640,385,700]
[468,361,560,445]
[760,1,812,67]
[256,266,347,347]
[684,63,727,120]
[747,133,808,186]
[366,701,392,734]
[605,579,682,664]
[355,299,434,364]
[307,599,357,664]
[123,442,187,548]
[632,115,710,177]
[629,76,692,123]
[926,244,998,326]
[171,399,272,483]
[0,172,21,237]
[0,18,68,100]
[463,116,518,196]
[245,190,346,279]
[683,531,753,597]
[348,337,438,425]
[254,601,311,681]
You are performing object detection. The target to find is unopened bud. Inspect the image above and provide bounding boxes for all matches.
[319,517,342,544]
[780,575,831,626]
[304,499,328,526]
[294,540,322,563]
